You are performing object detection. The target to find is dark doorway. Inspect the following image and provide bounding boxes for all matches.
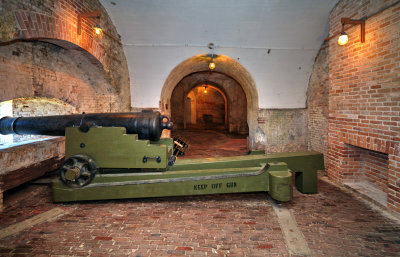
[171,71,248,134]
[170,72,249,156]
[185,85,227,130]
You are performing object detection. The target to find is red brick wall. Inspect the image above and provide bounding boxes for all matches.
[307,41,329,163]
[328,0,400,213]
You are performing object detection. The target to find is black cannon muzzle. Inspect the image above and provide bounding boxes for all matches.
[0,111,172,141]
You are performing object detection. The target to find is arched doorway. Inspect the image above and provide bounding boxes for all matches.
[161,54,258,149]
[170,72,248,134]
[178,83,228,130]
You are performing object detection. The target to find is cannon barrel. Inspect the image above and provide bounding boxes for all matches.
[0,111,172,141]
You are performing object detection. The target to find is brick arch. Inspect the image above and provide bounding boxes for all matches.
[5,4,131,111]
[14,10,105,64]
[161,54,259,149]
[0,40,120,113]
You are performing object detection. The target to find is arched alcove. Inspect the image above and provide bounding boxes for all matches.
[161,54,257,148]
[0,1,131,111]
[0,40,122,113]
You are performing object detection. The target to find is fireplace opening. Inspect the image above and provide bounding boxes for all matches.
[342,144,389,207]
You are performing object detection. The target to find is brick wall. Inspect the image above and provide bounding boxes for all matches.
[307,41,329,164]
[328,0,400,213]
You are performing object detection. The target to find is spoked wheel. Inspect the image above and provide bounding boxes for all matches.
[60,155,97,188]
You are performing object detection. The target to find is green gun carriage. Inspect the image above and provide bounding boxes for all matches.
[0,111,323,202]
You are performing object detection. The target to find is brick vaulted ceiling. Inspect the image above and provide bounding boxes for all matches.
[100,0,338,108]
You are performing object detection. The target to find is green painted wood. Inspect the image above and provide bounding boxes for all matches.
[170,155,279,171]
[57,127,320,203]
[269,170,292,202]
[52,162,292,203]
[266,151,322,158]
[65,127,173,169]
[95,166,263,183]
[266,151,324,194]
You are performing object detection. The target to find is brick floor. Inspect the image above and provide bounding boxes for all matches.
[171,129,248,158]
[289,177,400,257]
[0,130,399,256]
[1,185,288,256]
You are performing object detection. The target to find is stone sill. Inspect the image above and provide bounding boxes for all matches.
[0,136,61,150]
[343,181,387,208]
[0,137,65,175]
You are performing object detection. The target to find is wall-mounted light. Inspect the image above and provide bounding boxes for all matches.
[93,24,103,39]
[338,31,349,45]
[338,17,365,45]
[78,10,102,38]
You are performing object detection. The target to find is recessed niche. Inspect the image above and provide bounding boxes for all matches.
[343,144,388,207]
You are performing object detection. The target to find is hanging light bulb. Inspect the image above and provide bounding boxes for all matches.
[93,24,103,39]
[207,43,216,70]
[209,62,215,70]
[338,31,349,45]
[209,57,215,70]
[204,86,208,93]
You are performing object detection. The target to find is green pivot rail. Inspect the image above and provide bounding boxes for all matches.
[53,155,293,202]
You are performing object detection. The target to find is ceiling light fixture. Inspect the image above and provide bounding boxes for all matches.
[209,56,216,70]
[338,17,365,45]
[77,10,103,39]
[208,43,216,70]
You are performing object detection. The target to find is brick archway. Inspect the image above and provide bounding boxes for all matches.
[160,54,259,149]
[14,10,105,64]
[2,4,131,111]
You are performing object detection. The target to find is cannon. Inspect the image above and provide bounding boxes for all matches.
[0,111,172,141]
[0,110,317,203]
[0,111,176,188]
